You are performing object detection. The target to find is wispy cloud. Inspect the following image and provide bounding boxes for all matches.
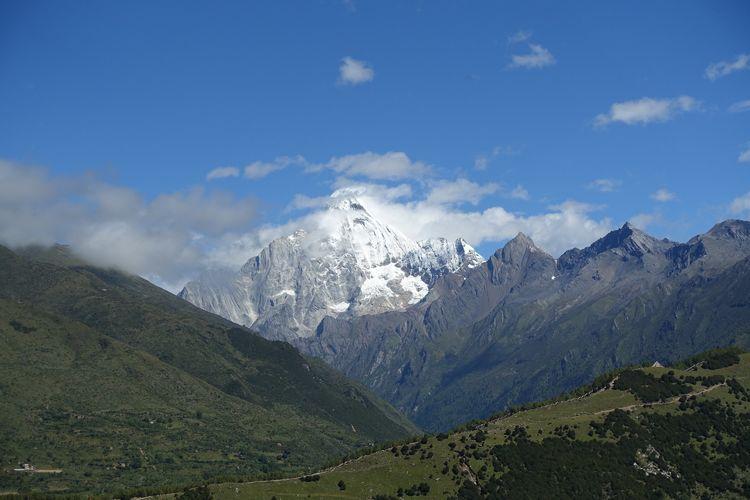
[509,185,530,201]
[210,152,431,182]
[338,56,374,86]
[508,43,555,69]
[629,212,660,230]
[244,155,306,179]
[705,54,750,81]
[729,100,750,113]
[651,188,676,202]
[739,143,750,163]
[206,166,240,180]
[587,178,621,193]
[207,156,306,181]
[507,30,532,45]
[474,145,519,170]
[594,96,699,127]
[425,178,499,206]
[309,151,430,180]
[731,191,750,215]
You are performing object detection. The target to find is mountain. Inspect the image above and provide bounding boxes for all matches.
[0,244,416,495]
[179,191,482,342]
[303,220,750,430]
[200,349,750,499]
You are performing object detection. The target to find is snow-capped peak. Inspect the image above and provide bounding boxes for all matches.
[301,193,419,269]
[179,196,484,342]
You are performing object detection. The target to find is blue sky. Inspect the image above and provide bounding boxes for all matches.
[1,0,749,288]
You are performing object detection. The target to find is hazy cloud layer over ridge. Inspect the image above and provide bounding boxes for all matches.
[0,156,622,291]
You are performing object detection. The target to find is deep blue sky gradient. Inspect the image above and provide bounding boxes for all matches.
[1,0,749,257]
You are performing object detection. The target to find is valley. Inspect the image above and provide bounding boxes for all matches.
[3,3,749,497]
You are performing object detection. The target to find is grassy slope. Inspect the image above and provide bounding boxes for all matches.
[0,246,416,495]
[220,351,750,499]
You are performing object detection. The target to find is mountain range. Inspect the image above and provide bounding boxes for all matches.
[0,244,415,494]
[180,195,750,430]
[4,197,750,495]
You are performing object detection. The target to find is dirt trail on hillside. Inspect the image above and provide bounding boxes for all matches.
[487,379,724,426]
[237,448,389,486]
[592,383,724,415]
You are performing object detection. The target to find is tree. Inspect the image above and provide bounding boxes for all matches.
[179,485,212,500]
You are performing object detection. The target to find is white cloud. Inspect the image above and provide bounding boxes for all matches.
[474,145,518,170]
[308,151,430,180]
[206,156,306,181]
[233,181,612,259]
[705,54,750,81]
[338,57,374,86]
[739,145,750,163]
[211,152,431,183]
[594,96,699,127]
[651,188,676,202]
[0,160,257,290]
[331,179,414,201]
[286,182,413,213]
[730,192,750,215]
[206,166,240,180]
[508,30,532,45]
[474,155,490,170]
[728,100,750,113]
[587,178,621,193]
[0,155,615,292]
[286,194,331,212]
[508,43,555,69]
[244,155,305,179]
[629,212,659,230]
[425,179,499,206]
[510,185,530,200]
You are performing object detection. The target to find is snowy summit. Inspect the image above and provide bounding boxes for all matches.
[179,191,483,342]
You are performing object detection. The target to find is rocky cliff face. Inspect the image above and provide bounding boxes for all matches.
[303,220,750,430]
[179,192,482,341]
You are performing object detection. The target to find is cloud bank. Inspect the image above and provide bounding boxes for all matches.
[1,157,619,292]
[0,160,257,290]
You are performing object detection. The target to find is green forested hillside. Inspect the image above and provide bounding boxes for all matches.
[0,245,416,495]
[215,349,750,499]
